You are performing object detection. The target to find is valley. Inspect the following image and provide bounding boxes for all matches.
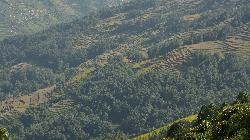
[0,0,249,139]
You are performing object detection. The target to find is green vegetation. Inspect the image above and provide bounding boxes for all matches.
[144,92,250,140]
[0,0,249,139]
[0,52,248,139]
[132,115,198,140]
[0,65,61,100]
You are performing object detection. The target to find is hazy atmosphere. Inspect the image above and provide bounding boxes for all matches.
[0,0,249,139]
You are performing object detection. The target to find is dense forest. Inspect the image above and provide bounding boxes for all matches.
[0,0,249,139]
[1,53,249,139]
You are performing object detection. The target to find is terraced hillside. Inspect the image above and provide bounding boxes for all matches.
[0,0,249,139]
[49,99,73,113]
[0,85,55,114]
[69,0,250,76]
[219,24,250,55]
[0,0,249,119]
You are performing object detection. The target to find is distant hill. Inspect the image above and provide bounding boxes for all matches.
[0,0,125,40]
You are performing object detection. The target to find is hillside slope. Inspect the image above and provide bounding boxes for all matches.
[133,92,250,140]
[0,0,249,139]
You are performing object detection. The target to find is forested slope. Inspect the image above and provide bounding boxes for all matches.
[0,0,249,139]
[134,92,250,140]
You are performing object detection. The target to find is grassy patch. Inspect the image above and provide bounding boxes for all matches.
[131,115,198,140]
[183,14,201,21]
[68,68,93,84]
